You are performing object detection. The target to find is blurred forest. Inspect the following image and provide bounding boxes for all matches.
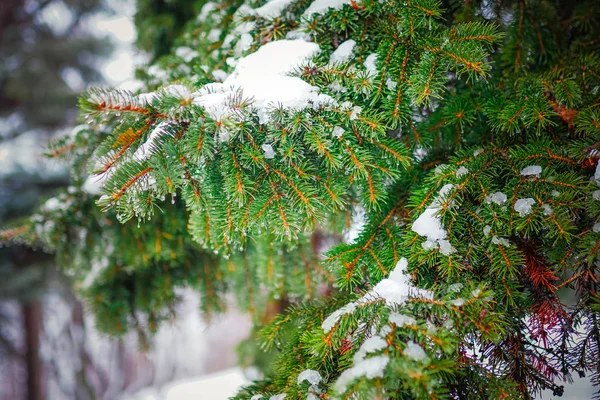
[0,1,238,400]
[0,1,110,398]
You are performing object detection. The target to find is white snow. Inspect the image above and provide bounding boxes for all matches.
[212,69,229,81]
[322,258,432,333]
[176,47,197,62]
[197,3,216,21]
[404,341,428,362]
[541,203,552,215]
[251,396,264,400]
[353,335,387,363]
[412,208,446,241]
[450,298,465,306]
[235,32,254,56]
[421,239,438,250]
[286,29,311,41]
[594,223,600,233]
[137,92,158,106]
[388,313,416,327]
[42,197,70,212]
[386,78,397,90]
[133,121,170,161]
[334,355,389,393]
[322,302,357,333]
[304,0,353,17]
[485,191,507,205]
[269,395,286,400]
[594,163,600,184]
[207,28,221,42]
[328,82,347,93]
[594,190,600,201]
[297,369,322,386]
[82,174,108,195]
[163,84,193,101]
[413,146,428,161]
[514,198,535,217]
[411,184,455,255]
[473,148,483,156]
[492,236,511,247]
[456,166,468,178]
[332,126,344,138]
[448,283,463,293]
[520,165,542,177]
[252,0,295,18]
[192,40,334,125]
[262,144,275,159]
[330,40,356,63]
[368,258,434,307]
[483,225,491,237]
[438,239,455,255]
[364,53,378,76]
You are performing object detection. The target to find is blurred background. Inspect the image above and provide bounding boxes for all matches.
[0,1,251,399]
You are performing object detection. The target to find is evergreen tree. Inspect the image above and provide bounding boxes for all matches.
[3,0,600,398]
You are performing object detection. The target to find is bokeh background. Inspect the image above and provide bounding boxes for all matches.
[0,1,250,399]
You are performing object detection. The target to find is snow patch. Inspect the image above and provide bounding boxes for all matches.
[404,341,428,362]
[364,53,378,76]
[353,335,387,363]
[514,198,535,217]
[252,0,295,19]
[197,3,216,21]
[450,298,465,306]
[389,313,416,327]
[368,258,434,307]
[82,174,108,195]
[332,126,344,138]
[321,258,432,333]
[492,236,511,247]
[304,0,353,17]
[322,302,357,333]
[262,144,275,159]
[133,122,170,161]
[411,184,456,255]
[485,191,507,205]
[541,203,552,216]
[520,165,542,177]
[192,40,334,125]
[298,369,322,386]
[456,166,468,178]
[176,47,197,62]
[334,355,388,393]
[483,225,491,237]
[330,40,356,63]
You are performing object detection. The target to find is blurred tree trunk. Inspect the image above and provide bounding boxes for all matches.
[23,301,43,400]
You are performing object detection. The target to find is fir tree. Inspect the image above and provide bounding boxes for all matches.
[3,0,600,398]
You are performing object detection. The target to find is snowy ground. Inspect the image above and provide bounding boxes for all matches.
[124,368,247,400]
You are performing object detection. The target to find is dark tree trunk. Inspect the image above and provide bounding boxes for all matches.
[23,301,43,400]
